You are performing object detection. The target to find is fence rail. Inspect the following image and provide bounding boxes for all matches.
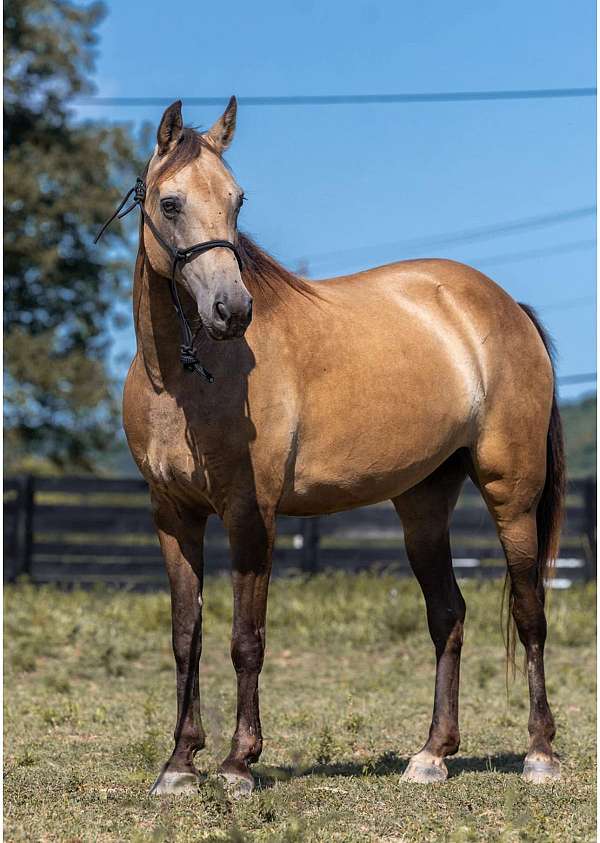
[3,475,596,588]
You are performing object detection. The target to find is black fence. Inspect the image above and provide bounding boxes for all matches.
[3,475,596,588]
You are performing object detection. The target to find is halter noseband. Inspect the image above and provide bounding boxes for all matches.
[95,178,244,383]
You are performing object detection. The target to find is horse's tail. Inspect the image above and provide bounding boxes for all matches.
[504,304,566,674]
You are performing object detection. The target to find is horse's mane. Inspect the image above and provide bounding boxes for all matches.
[237,233,317,303]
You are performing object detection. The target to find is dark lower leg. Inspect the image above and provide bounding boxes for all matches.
[496,511,559,780]
[422,579,465,758]
[509,562,556,758]
[219,510,273,787]
[392,458,467,781]
[408,535,466,761]
[221,610,266,776]
[159,521,206,775]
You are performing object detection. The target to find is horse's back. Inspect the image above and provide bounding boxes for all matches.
[309,257,552,407]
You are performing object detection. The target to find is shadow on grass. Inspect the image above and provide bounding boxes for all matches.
[449,753,524,775]
[254,751,524,787]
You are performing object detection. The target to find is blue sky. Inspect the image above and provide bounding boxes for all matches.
[80,0,596,400]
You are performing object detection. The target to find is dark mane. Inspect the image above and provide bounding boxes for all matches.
[237,233,319,303]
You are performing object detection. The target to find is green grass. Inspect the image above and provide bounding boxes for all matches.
[4,574,596,842]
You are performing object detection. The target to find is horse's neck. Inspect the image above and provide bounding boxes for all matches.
[133,249,182,384]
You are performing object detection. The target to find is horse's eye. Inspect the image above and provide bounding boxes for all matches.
[160,197,180,217]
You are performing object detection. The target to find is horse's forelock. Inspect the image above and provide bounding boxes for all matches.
[154,128,207,182]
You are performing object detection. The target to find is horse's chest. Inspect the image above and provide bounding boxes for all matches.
[133,408,197,488]
[124,383,243,512]
[124,390,194,484]
[143,435,193,485]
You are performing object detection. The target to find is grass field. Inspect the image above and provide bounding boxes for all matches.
[4,574,596,842]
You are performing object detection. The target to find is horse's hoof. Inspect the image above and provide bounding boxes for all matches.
[219,771,255,798]
[402,756,448,784]
[523,753,561,783]
[149,769,199,796]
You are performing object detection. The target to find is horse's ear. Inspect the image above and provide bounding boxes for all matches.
[157,100,184,156]
[206,96,237,153]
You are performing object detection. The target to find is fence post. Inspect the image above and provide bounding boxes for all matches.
[582,477,596,582]
[301,517,320,574]
[4,478,21,582]
[18,474,35,579]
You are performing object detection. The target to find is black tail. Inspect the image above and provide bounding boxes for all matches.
[504,304,566,673]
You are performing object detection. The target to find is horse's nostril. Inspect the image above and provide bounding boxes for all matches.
[246,299,253,324]
[215,301,230,323]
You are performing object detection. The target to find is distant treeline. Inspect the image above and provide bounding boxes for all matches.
[562,394,596,478]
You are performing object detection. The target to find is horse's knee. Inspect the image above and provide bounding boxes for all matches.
[231,624,265,674]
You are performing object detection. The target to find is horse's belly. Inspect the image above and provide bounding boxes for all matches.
[279,465,443,515]
[279,405,470,516]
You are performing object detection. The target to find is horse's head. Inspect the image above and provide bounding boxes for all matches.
[144,98,252,340]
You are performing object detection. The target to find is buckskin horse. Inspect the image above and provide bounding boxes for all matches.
[97,98,564,795]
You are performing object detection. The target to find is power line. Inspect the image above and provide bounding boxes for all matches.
[295,206,596,268]
[75,87,597,108]
[473,239,596,269]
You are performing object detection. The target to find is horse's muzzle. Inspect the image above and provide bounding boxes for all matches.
[208,296,253,340]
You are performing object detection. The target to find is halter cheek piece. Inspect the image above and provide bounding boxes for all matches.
[95,178,244,383]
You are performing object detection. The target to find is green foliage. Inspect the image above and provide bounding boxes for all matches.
[561,394,596,478]
[4,0,143,472]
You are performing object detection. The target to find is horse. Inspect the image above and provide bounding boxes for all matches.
[112,98,564,795]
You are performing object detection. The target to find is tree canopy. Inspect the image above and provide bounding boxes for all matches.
[4,0,143,472]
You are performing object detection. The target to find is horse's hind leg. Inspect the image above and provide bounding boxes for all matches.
[392,452,467,783]
[149,498,207,796]
[470,433,560,782]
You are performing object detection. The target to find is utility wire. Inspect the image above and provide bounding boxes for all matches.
[294,206,596,268]
[472,239,596,269]
[76,87,597,108]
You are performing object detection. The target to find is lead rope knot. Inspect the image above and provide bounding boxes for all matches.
[179,344,214,383]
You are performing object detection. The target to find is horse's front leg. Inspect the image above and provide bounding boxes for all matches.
[218,502,275,795]
[150,500,207,795]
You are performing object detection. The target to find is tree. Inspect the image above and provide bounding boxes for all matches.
[4,0,143,472]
